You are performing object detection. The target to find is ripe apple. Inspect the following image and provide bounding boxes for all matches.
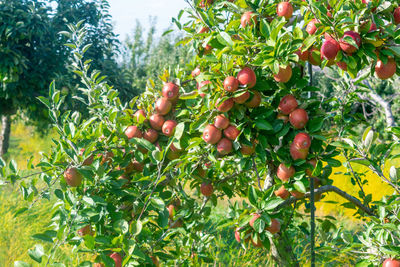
[240,143,255,155]
[340,31,362,54]
[241,11,256,28]
[132,160,144,172]
[199,0,213,7]
[197,80,211,98]
[375,58,396,80]
[149,114,165,131]
[277,113,289,123]
[203,43,213,54]
[198,26,209,34]
[293,132,312,150]
[155,98,172,115]
[143,128,158,143]
[64,167,82,187]
[203,124,222,144]
[295,48,309,61]
[290,190,305,198]
[224,125,240,140]
[200,182,214,197]
[125,125,143,139]
[274,65,292,83]
[289,108,309,129]
[321,39,340,60]
[306,19,319,35]
[217,138,233,155]
[251,235,263,248]
[277,2,293,19]
[77,225,93,236]
[382,258,400,267]
[237,67,257,88]
[109,253,122,267]
[234,228,241,243]
[192,67,201,78]
[395,7,400,24]
[80,149,94,166]
[249,213,261,228]
[245,91,261,108]
[214,114,230,130]
[277,163,295,182]
[162,82,179,100]
[216,97,234,112]
[290,142,309,160]
[167,204,176,219]
[162,120,177,137]
[266,218,281,234]
[274,185,290,199]
[233,91,250,104]
[278,95,298,115]
[337,61,348,71]
[133,109,146,123]
[223,76,239,92]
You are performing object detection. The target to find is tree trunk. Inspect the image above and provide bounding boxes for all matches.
[0,115,11,156]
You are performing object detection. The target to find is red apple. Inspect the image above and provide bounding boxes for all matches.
[278,95,298,115]
[149,114,165,131]
[383,258,400,267]
[125,125,143,139]
[216,98,234,112]
[237,67,257,88]
[240,143,255,155]
[375,58,396,80]
[224,125,240,140]
[337,61,348,71]
[340,31,362,54]
[277,163,295,182]
[274,185,290,199]
[306,19,319,35]
[321,39,340,60]
[241,11,256,28]
[277,2,293,19]
[192,67,201,78]
[266,218,280,234]
[143,128,158,143]
[295,48,309,61]
[200,183,214,197]
[64,167,83,187]
[290,142,309,160]
[395,7,400,24]
[162,82,179,100]
[289,108,309,129]
[293,132,312,150]
[233,91,250,104]
[203,124,222,144]
[217,138,233,155]
[245,91,261,108]
[109,253,122,267]
[249,213,261,228]
[214,114,230,130]
[162,120,177,137]
[133,109,146,122]
[155,98,172,115]
[223,76,239,92]
[274,65,292,83]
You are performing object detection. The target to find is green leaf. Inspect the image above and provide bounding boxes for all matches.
[294,181,306,193]
[130,220,142,236]
[14,262,31,267]
[174,123,185,140]
[255,120,273,131]
[28,244,44,263]
[248,186,258,207]
[218,32,233,47]
[263,198,284,210]
[113,219,129,234]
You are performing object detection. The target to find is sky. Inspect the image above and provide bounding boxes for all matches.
[108,0,188,40]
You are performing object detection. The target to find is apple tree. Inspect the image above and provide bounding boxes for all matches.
[1,0,400,266]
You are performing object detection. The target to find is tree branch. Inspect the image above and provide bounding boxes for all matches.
[276,185,376,217]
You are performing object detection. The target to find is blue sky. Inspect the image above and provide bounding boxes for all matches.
[108,0,187,40]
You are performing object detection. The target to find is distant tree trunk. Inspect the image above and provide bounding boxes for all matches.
[0,115,11,156]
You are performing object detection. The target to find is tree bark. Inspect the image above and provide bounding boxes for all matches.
[0,115,11,156]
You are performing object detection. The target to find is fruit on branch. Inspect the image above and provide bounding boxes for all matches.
[100,151,114,165]
[80,149,94,166]
[133,109,146,122]
[237,67,257,88]
[162,120,177,137]
[337,61,348,71]
[251,235,263,248]
[149,114,165,131]
[198,26,209,34]
[306,19,319,35]
[290,190,305,198]
[293,132,312,150]
[217,138,233,155]
[125,125,143,139]
[273,65,292,83]
[233,91,250,103]
[278,95,298,115]
[277,113,289,123]
[241,11,256,28]
[93,263,104,267]
[240,143,255,155]
[266,219,281,234]
[224,125,240,140]
[382,258,400,267]
[277,2,293,20]
[375,58,396,80]
[305,159,317,177]
[245,91,261,108]
[203,43,213,54]
[143,128,158,143]
[77,225,93,236]
[132,160,144,172]
[170,143,182,152]
[199,0,213,8]
[249,213,261,228]
[295,48,309,61]
[360,20,377,33]
[151,256,160,267]
[340,31,362,54]
[162,82,179,101]
[216,97,234,112]
[321,39,340,60]
[395,7,400,24]
[223,76,239,92]
[155,98,172,115]
[194,167,206,179]
[277,163,295,182]
[192,67,201,78]
[214,114,230,130]
[274,185,290,199]
[169,219,183,228]
[289,108,309,129]
[234,228,241,242]
[200,182,214,197]
[308,48,322,66]
[64,167,83,187]
[167,204,176,219]
[290,142,309,160]
[234,228,251,243]
[109,253,122,267]
[203,124,222,144]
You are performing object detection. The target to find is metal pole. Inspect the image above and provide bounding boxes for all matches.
[308,62,316,267]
